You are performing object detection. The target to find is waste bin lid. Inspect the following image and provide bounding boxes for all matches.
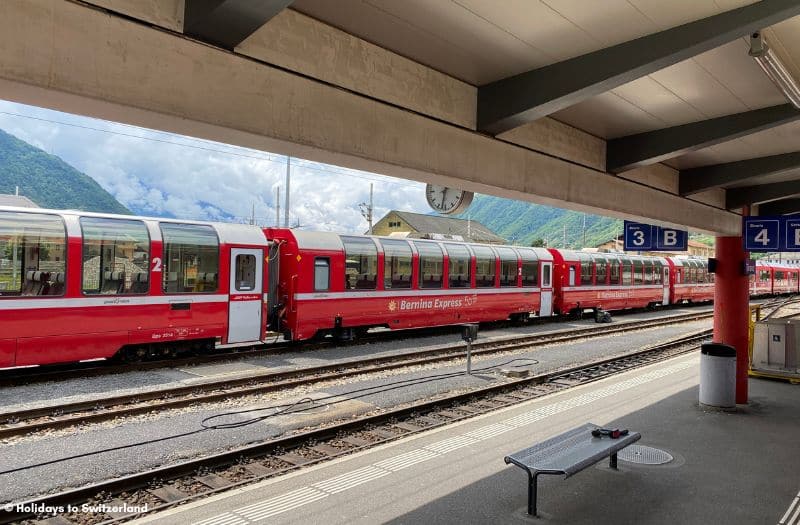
[701,343,736,357]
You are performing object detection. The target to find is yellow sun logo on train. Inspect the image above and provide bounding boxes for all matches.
[388,300,397,312]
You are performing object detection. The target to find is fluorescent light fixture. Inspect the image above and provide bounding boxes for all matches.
[749,31,800,109]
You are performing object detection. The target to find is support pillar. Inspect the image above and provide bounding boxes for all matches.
[713,236,750,404]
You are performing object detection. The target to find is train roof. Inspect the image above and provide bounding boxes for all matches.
[271,228,552,260]
[0,205,267,246]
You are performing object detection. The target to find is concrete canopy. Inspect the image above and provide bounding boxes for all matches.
[8,0,800,234]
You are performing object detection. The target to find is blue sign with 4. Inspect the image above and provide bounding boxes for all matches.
[743,216,783,252]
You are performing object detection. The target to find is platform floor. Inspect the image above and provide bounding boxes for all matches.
[133,353,800,525]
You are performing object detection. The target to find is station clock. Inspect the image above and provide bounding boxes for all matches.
[425,184,474,215]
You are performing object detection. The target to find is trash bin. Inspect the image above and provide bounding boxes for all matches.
[699,342,737,408]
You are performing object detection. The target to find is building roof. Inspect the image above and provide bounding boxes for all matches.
[389,210,505,244]
[0,194,39,208]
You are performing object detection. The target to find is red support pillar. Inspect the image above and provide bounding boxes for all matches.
[713,236,750,404]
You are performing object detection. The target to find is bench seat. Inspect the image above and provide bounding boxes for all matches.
[504,422,640,516]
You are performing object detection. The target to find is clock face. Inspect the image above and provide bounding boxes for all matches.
[425,184,474,215]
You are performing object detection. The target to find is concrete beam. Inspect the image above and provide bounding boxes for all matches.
[609,104,800,173]
[758,198,800,215]
[237,9,477,129]
[477,0,800,135]
[680,151,800,195]
[726,180,800,208]
[184,0,293,50]
[0,0,741,235]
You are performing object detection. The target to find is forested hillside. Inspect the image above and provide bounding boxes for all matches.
[0,128,130,214]
[460,194,622,248]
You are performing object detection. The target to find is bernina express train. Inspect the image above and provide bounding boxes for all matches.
[0,206,793,369]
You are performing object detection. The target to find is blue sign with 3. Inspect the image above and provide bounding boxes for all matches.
[624,221,652,250]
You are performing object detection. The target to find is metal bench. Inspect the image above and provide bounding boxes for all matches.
[504,423,641,516]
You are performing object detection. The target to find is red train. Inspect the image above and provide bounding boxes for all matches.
[0,206,794,369]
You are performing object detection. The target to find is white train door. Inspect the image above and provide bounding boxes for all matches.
[228,248,263,343]
[662,265,670,305]
[540,262,553,316]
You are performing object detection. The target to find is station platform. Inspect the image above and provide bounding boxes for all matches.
[133,352,800,525]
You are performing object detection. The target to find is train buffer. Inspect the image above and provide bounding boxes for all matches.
[503,423,641,517]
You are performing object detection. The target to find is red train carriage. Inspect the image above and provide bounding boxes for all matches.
[666,257,714,304]
[548,250,669,315]
[0,206,270,368]
[264,229,554,341]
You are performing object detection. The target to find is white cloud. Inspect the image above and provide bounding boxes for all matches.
[0,100,430,232]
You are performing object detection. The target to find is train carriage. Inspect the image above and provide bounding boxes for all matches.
[666,257,714,304]
[0,206,270,368]
[548,249,669,314]
[265,228,554,341]
[764,262,800,295]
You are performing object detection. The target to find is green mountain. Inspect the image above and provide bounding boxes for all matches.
[460,194,622,248]
[0,128,129,214]
[461,195,716,249]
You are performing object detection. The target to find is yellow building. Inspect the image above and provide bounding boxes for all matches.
[372,210,506,244]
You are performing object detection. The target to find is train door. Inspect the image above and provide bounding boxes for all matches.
[540,262,553,316]
[662,266,670,305]
[228,248,264,343]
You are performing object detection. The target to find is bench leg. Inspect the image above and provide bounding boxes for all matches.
[610,452,618,470]
[527,471,539,517]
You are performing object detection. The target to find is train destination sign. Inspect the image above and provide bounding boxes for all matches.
[623,221,688,252]
[743,216,800,252]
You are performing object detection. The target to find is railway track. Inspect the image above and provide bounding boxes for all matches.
[0,309,714,440]
[0,304,716,386]
[0,329,712,525]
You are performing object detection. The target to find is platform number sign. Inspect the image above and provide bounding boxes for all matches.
[624,221,687,252]
[743,217,781,252]
[624,222,653,250]
[785,218,800,251]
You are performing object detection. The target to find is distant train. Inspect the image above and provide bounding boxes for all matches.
[0,206,794,369]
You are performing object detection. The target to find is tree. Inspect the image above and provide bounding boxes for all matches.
[530,238,546,247]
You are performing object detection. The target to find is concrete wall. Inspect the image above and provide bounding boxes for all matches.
[0,0,741,235]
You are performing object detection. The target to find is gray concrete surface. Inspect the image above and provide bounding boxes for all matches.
[133,353,800,525]
[0,306,709,412]
[0,318,709,504]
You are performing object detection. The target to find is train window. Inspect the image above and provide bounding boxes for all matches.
[160,223,219,293]
[81,217,150,295]
[472,245,496,287]
[760,270,770,282]
[518,249,539,287]
[496,247,518,287]
[653,261,663,284]
[579,255,593,286]
[314,257,330,291]
[609,259,620,285]
[234,254,256,291]
[621,258,632,285]
[776,270,785,281]
[595,257,608,285]
[643,261,652,284]
[632,260,644,285]
[0,211,66,297]
[542,263,551,287]
[415,241,443,289]
[342,236,378,290]
[381,239,412,289]
[445,244,471,288]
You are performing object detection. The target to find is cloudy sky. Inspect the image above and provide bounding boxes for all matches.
[0,99,430,233]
